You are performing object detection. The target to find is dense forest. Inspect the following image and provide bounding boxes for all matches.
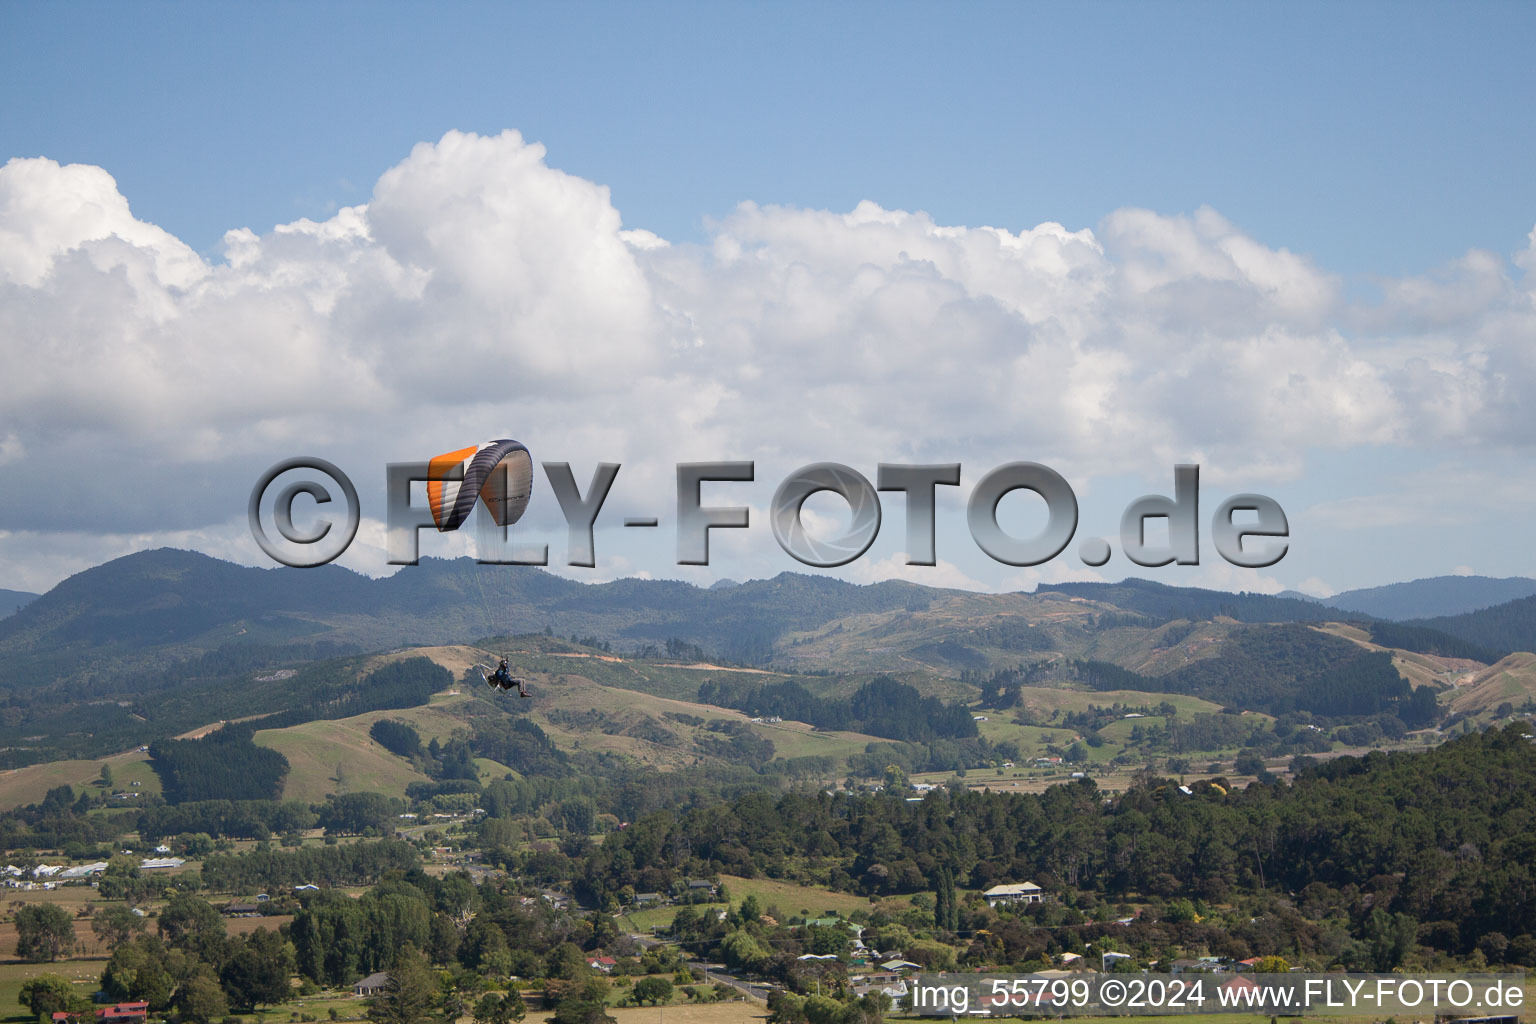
[370,719,423,758]
[1153,626,1432,721]
[149,725,291,804]
[1412,593,1536,657]
[138,799,319,842]
[200,838,420,892]
[577,725,1536,961]
[0,649,440,770]
[256,656,452,731]
[1366,620,1505,662]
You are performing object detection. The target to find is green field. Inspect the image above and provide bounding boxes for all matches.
[0,961,103,1024]
[718,874,902,918]
[254,717,434,804]
[616,904,688,933]
[618,873,908,935]
[747,722,886,762]
[0,747,161,813]
[474,757,517,782]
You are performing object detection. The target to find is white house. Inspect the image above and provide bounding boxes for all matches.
[852,977,908,1000]
[983,882,1045,907]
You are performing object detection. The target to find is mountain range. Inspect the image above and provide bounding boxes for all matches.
[4,550,1536,686]
[0,548,1532,773]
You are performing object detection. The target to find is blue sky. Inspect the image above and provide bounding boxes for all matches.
[7,2,1533,272]
[1,3,1534,596]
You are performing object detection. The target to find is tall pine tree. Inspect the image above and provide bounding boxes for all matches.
[932,865,959,933]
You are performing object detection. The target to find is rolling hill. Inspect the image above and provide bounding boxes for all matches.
[3,547,1531,784]
[1038,578,1344,624]
[235,649,891,805]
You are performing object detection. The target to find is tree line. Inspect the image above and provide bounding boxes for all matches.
[697,676,979,742]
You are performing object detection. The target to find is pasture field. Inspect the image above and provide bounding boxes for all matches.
[254,719,433,804]
[717,875,900,919]
[0,750,160,813]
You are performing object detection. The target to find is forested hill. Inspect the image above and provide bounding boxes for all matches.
[1407,593,1536,658]
[698,676,980,743]
[1001,624,1442,724]
[1042,578,1512,662]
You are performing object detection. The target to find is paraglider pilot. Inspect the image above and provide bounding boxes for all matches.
[486,658,530,698]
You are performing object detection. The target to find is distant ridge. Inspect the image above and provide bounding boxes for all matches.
[0,589,38,618]
[6,549,1532,704]
[1323,575,1536,621]
[0,547,931,684]
[1037,578,1345,624]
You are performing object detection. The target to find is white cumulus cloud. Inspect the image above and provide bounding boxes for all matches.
[2,129,1535,591]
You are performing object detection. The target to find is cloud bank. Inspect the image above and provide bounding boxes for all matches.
[1,130,1533,591]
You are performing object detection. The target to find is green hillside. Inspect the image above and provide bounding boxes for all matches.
[0,549,1509,791]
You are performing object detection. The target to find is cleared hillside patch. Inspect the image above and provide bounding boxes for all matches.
[253,718,433,803]
[1449,652,1536,717]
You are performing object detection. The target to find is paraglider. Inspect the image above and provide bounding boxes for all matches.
[427,439,533,532]
[428,439,536,699]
